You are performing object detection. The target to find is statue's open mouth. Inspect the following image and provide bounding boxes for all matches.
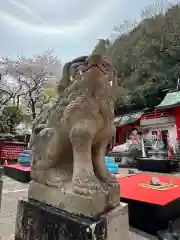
[68,55,115,85]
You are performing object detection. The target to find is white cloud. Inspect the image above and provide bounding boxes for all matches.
[0,0,121,36]
[0,0,175,61]
[6,0,45,23]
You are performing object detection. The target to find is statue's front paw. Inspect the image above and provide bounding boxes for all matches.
[46,170,70,187]
[72,173,104,196]
[105,174,119,190]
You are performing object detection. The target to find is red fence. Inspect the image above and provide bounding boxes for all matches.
[141,110,174,120]
[0,141,27,163]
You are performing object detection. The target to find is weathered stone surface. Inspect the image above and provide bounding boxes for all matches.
[15,200,129,240]
[28,180,120,217]
[28,54,120,216]
[1,175,161,240]
[105,203,129,240]
[15,199,106,240]
[0,179,3,209]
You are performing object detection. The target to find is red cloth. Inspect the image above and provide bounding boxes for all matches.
[168,146,172,160]
[167,135,173,160]
[117,174,180,206]
[156,128,162,140]
[132,131,139,144]
[5,164,31,172]
[3,160,7,166]
[176,106,180,141]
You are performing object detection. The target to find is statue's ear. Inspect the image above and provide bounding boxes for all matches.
[84,57,88,66]
[71,56,88,65]
[69,56,88,78]
[58,56,89,93]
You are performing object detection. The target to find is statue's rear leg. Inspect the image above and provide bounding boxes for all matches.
[45,139,73,187]
[31,128,72,187]
[70,120,103,195]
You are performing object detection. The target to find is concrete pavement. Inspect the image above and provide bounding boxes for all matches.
[0,176,28,240]
[0,175,158,240]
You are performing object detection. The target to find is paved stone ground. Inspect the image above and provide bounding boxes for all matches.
[0,176,28,240]
[0,175,157,240]
[1,169,180,239]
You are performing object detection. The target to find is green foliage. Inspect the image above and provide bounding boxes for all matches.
[43,86,58,103]
[93,4,180,114]
[0,105,23,134]
[92,39,110,56]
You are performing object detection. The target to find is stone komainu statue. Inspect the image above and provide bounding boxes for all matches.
[28,54,120,216]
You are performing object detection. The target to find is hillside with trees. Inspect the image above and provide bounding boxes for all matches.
[92,3,180,115]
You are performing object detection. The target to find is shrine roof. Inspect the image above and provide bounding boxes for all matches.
[114,112,143,127]
[156,91,180,109]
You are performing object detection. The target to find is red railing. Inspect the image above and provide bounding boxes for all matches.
[141,110,174,120]
[0,141,27,162]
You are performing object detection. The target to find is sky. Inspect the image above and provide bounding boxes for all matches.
[0,0,177,63]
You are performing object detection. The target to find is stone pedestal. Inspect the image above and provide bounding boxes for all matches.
[28,180,120,217]
[0,179,3,209]
[106,202,129,240]
[14,200,128,240]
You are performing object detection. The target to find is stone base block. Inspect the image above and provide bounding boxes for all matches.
[28,180,120,217]
[106,202,129,240]
[0,179,3,208]
[14,200,128,240]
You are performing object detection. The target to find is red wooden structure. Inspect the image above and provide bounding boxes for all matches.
[114,112,143,145]
[141,109,174,120]
[114,93,180,146]
[0,140,27,164]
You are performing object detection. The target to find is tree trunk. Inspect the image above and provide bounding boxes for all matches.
[29,92,36,120]
[31,100,36,120]
[16,96,20,108]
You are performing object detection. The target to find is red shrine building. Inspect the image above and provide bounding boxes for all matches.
[114,91,180,148]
